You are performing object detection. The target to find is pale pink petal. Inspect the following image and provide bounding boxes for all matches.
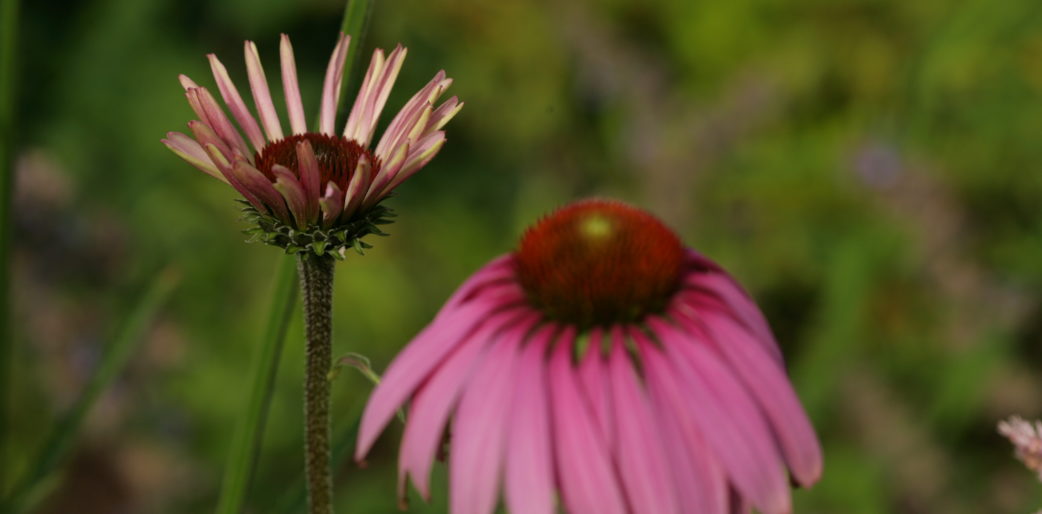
[187,120,234,172]
[647,317,791,514]
[504,325,556,514]
[355,282,526,460]
[208,53,266,151]
[198,143,265,213]
[368,131,445,205]
[318,182,344,226]
[341,154,372,219]
[399,310,540,500]
[374,71,451,161]
[191,87,252,159]
[608,333,680,514]
[634,328,728,514]
[577,327,613,448]
[344,46,407,146]
[271,164,309,227]
[162,132,224,182]
[449,322,529,514]
[280,34,307,135]
[430,95,463,132]
[549,333,627,514]
[295,140,322,221]
[319,33,350,135]
[178,74,199,90]
[244,40,284,141]
[362,142,408,207]
[674,304,823,486]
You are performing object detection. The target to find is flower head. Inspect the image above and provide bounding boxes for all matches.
[999,415,1042,482]
[162,34,461,257]
[356,199,823,514]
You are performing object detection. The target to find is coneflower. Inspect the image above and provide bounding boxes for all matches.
[357,199,823,514]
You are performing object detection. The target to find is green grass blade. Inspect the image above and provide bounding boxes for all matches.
[5,267,180,513]
[338,0,375,103]
[214,257,298,514]
[0,0,21,496]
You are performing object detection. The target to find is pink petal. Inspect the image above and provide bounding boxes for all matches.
[374,70,451,162]
[271,164,309,227]
[244,40,284,141]
[178,74,199,90]
[319,33,350,135]
[295,140,322,220]
[280,34,307,135]
[674,304,823,486]
[430,95,463,132]
[230,159,291,223]
[607,333,680,514]
[633,328,728,514]
[191,87,252,160]
[344,46,407,146]
[207,53,266,152]
[162,131,224,182]
[549,334,627,514]
[341,154,372,219]
[399,310,540,500]
[196,142,265,213]
[577,327,613,448]
[449,322,530,514]
[504,325,556,514]
[355,281,526,460]
[648,317,791,514]
[318,182,345,226]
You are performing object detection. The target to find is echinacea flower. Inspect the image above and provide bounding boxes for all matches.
[162,33,461,256]
[999,415,1042,482]
[356,199,823,514]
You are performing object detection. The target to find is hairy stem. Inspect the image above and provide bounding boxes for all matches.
[298,254,335,514]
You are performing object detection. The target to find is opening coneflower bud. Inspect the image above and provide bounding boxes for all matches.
[515,199,685,327]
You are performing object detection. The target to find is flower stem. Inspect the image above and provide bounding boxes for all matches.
[297,254,335,514]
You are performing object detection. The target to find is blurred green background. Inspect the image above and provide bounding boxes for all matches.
[5,0,1042,512]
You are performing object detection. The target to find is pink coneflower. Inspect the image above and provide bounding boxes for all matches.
[162,33,460,255]
[356,199,823,514]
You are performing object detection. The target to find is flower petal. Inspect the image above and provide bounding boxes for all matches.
[608,332,680,514]
[295,140,322,221]
[341,153,372,219]
[504,325,556,514]
[344,45,407,146]
[577,327,613,448]
[374,70,451,162]
[280,34,307,135]
[162,131,225,182]
[449,321,530,514]
[271,164,309,227]
[231,159,291,222]
[355,279,525,461]
[319,33,350,135]
[647,317,791,514]
[549,330,627,514]
[318,182,344,226]
[245,40,284,141]
[208,53,266,152]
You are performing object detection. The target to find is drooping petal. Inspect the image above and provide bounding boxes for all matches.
[319,33,350,135]
[244,40,284,141]
[355,281,526,460]
[189,87,252,160]
[647,317,791,514]
[295,140,322,221]
[633,328,728,514]
[162,131,224,182]
[384,131,445,192]
[449,322,529,514]
[674,303,823,486]
[231,159,291,223]
[607,333,680,514]
[280,34,307,135]
[504,325,556,514]
[549,332,627,514]
[374,70,451,162]
[318,182,344,226]
[341,153,372,219]
[430,95,464,132]
[271,164,309,227]
[208,53,266,151]
[399,310,539,500]
[577,327,613,448]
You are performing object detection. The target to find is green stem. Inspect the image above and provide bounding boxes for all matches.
[0,0,21,496]
[337,0,375,107]
[297,254,335,514]
[214,257,298,514]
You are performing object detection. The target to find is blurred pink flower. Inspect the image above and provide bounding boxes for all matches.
[999,416,1042,482]
[163,34,460,231]
[356,199,823,514]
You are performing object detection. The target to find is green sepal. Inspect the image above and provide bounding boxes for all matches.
[240,203,396,258]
